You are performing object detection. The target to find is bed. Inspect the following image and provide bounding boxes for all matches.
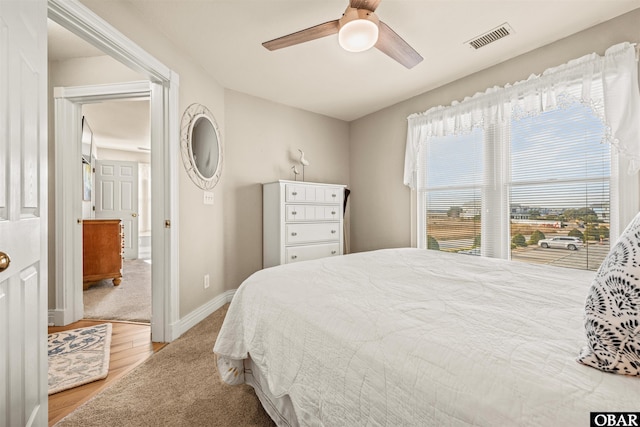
[213,248,639,426]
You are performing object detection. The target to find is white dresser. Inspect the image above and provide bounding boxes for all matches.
[263,180,346,268]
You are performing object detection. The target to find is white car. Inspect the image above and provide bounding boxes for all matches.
[537,236,583,250]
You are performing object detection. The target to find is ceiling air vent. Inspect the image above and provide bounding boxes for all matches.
[466,23,513,50]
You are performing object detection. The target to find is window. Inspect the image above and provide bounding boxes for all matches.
[407,42,640,271]
[509,101,609,270]
[420,129,483,254]
[419,101,610,270]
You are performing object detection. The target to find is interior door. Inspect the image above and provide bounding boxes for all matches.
[0,1,48,425]
[95,159,139,259]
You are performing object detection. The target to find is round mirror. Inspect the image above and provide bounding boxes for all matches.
[180,103,223,190]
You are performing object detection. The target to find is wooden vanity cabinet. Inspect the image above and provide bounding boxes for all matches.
[83,219,124,290]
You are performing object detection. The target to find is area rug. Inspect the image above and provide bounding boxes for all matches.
[83,259,151,323]
[48,323,112,395]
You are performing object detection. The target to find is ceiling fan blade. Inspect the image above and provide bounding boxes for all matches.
[263,20,340,51]
[375,21,423,69]
[350,0,382,12]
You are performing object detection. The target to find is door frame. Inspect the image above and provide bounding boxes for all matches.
[49,1,180,342]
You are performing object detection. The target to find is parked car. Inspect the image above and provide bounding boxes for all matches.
[537,236,583,250]
[459,248,481,256]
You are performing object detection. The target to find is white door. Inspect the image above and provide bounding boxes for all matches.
[0,0,48,426]
[95,159,139,259]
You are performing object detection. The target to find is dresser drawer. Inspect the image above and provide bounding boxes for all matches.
[286,205,340,221]
[323,188,342,204]
[323,206,340,220]
[285,184,316,202]
[285,184,343,204]
[286,222,340,244]
[286,243,341,264]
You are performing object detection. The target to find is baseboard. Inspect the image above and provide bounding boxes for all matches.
[175,289,235,338]
[48,311,56,327]
[49,290,237,339]
[48,309,72,327]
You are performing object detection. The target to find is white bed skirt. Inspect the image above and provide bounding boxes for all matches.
[245,357,298,427]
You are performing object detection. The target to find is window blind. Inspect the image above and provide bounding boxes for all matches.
[420,128,483,254]
[508,100,609,270]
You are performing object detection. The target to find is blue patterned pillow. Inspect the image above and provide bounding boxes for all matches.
[577,213,640,375]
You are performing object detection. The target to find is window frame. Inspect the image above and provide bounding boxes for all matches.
[415,101,625,266]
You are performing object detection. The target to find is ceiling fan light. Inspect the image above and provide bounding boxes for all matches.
[339,19,379,52]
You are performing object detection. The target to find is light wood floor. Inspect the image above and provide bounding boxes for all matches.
[48,320,166,426]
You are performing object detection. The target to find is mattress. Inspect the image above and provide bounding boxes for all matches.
[213,248,639,426]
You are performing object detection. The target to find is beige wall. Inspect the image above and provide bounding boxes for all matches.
[349,8,640,253]
[223,90,350,290]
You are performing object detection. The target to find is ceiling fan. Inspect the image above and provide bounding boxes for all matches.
[262,0,423,69]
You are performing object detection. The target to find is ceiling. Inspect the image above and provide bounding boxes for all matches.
[81,100,150,152]
[48,18,104,61]
[52,0,640,124]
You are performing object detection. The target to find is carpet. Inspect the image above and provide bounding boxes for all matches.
[83,259,151,323]
[48,323,112,395]
[55,304,274,427]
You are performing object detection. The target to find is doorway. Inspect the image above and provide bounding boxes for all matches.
[49,0,180,342]
[81,99,153,324]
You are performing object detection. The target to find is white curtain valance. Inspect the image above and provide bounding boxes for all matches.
[404,42,640,190]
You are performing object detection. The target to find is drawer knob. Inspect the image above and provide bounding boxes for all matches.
[291,232,297,236]
[331,230,336,234]
[331,211,336,215]
[331,250,337,255]
[292,211,297,215]
[292,191,298,196]
[291,255,297,260]
[331,194,336,198]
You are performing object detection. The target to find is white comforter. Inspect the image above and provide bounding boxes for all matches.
[214,248,639,426]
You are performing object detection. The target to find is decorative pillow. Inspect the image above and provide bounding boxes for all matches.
[577,212,640,375]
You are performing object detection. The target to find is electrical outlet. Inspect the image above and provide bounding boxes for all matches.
[203,191,214,205]
[204,274,210,289]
